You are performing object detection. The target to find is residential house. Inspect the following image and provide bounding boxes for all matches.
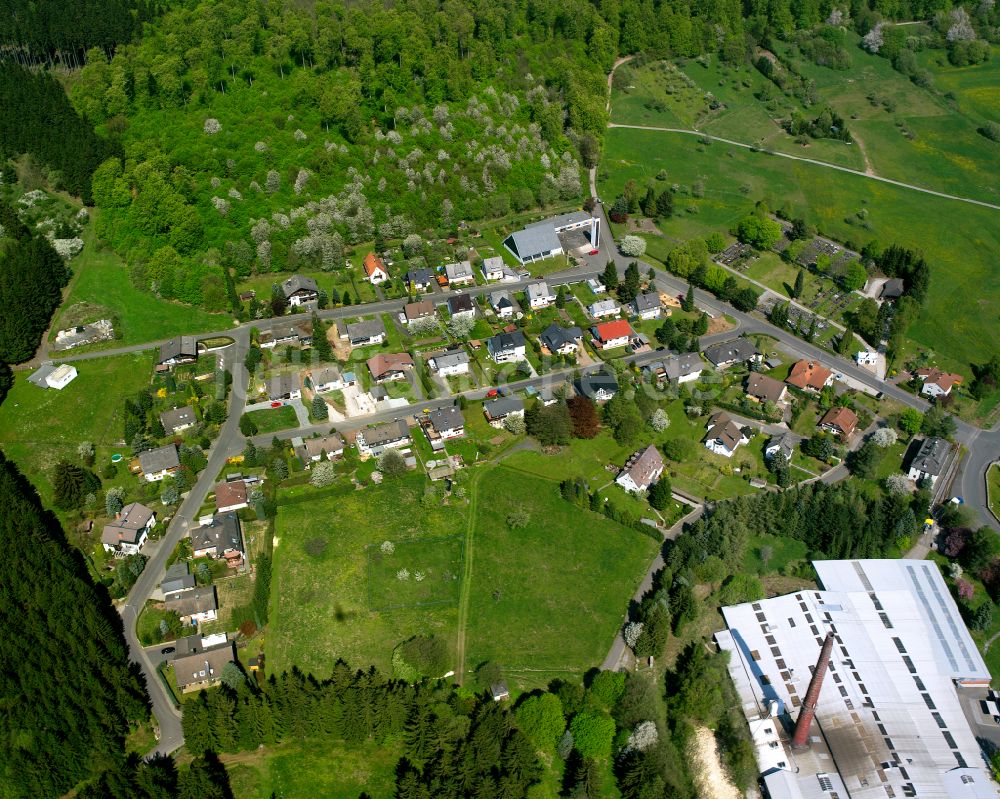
[447,293,476,320]
[484,396,525,427]
[489,290,515,319]
[296,434,345,462]
[819,406,858,438]
[265,373,301,401]
[704,411,749,458]
[369,385,388,402]
[101,502,156,557]
[173,641,237,692]
[591,319,634,349]
[916,367,963,398]
[445,260,476,286]
[703,338,758,369]
[214,480,249,513]
[356,419,411,456]
[880,278,905,300]
[281,275,319,306]
[616,445,665,493]
[45,364,78,389]
[190,513,245,565]
[160,405,197,434]
[159,336,198,366]
[540,323,582,356]
[481,256,506,281]
[907,437,951,485]
[259,322,311,349]
[363,252,389,284]
[160,562,195,594]
[765,431,796,462]
[310,366,346,393]
[427,348,470,377]
[643,352,704,386]
[588,298,619,319]
[632,292,662,320]
[486,330,527,364]
[576,369,619,402]
[491,681,511,702]
[746,372,788,405]
[367,352,414,383]
[587,277,606,294]
[138,444,180,482]
[786,359,833,393]
[526,281,556,309]
[502,211,600,264]
[404,300,436,327]
[856,351,879,367]
[425,405,465,442]
[343,319,386,346]
[164,586,218,625]
[406,267,435,292]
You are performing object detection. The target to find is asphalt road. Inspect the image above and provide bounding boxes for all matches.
[117,196,998,756]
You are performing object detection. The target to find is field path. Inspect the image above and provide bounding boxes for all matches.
[453,466,484,685]
[852,131,877,176]
[607,123,1000,211]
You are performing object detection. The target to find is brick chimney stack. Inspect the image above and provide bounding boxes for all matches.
[791,632,835,749]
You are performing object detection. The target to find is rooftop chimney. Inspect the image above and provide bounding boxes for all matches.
[791,632,834,749]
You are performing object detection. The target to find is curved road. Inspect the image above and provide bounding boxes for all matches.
[607,123,1000,211]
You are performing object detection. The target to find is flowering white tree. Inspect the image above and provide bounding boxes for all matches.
[380,540,395,555]
[623,621,644,649]
[402,234,423,257]
[862,22,885,53]
[265,170,281,194]
[105,485,126,517]
[397,568,410,581]
[504,414,526,434]
[310,461,337,487]
[293,128,308,141]
[203,118,221,135]
[649,408,670,432]
[293,169,310,195]
[826,8,846,25]
[872,427,898,448]
[446,315,475,338]
[947,7,976,40]
[885,474,911,496]
[619,235,647,257]
[624,721,659,753]
[408,317,441,337]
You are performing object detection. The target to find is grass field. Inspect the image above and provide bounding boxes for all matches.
[463,465,659,687]
[919,47,1000,125]
[598,127,1000,370]
[0,352,154,503]
[51,214,228,346]
[988,464,1000,521]
[366,535,464,611]
[226,738,402,799]
[268,476,466,677]
[244,405,298,434]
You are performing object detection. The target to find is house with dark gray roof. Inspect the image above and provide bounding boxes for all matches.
[281,275,319,306]
[342,319,386,346]
[703,337,759,369]
[259,322,311,349]
[356,419,410,456]
[427,348,470,376]
[159,336,198,366]
[161,562,195,594]
[425,405,465,441]
[765,431,796,462]
[907,437,951,485]
[102,502,156,556]
[265,373,300,401]
[704,411,749,457]
[484,396,525,427]
[173,640,237,691]
[486,330,526,364]
[642,352,705,384]
[447,293,476,319]
[576,369,619,402]
[488,290,515,319]
[481,256,506,281]
[881,278,905,300]
[540,323,582,356]
[164,585,218,625]
[160,405,197,434]
[190,513,245,562]
[138,444,180,482]
[406,267,435,291]
[631,292,662,320]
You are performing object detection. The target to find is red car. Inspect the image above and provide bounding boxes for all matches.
[589,249,599,256]
[270,401,282,408]
[485,388,499,398]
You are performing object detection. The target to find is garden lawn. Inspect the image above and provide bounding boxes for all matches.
[268,475,466,677]
[599,127,1000,369]
[988,464,1000,521]
[245,405,298,434]
[464,465,659,688]
[0,351,154,504]
[52,215,228,345]
[225,738,403,799]
[742,533,809,575]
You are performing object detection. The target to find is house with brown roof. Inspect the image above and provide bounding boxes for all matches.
[616,445,665,493]
[364,252,389,284]
[164,586,218,625]
[367,352,414,382]
[704,411,750,458]
[819,406,858,438]
[296,434,345,462]
[101,502,156,557]
[404,300,435,326]
[785,359,833,392]
[214,480,248,513]
[916,367,963,398]
[746,372,788,405]
[173,640,237,692]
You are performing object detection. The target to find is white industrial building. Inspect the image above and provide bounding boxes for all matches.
[716,559,995,799]
[502,211,599,265]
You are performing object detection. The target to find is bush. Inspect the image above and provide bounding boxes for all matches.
[619,235,647,257]
[569,711,616,759]
[392,635,449,681]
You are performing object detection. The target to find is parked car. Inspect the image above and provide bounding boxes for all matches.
[270,401,282,408]
[485,388,499,398]
[589,249,599,256]
[160,646,175,655]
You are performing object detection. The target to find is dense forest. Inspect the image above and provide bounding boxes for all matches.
[0,197,70,363]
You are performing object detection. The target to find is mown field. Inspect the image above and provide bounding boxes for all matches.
[598,126,1000,371]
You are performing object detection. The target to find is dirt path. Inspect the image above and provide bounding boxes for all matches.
[453,464,483,685]
[852,131,877,176]
[606,54,637,112]
[690,726,741,799]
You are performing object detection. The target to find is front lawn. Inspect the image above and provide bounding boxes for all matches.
[245,405,298,434]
